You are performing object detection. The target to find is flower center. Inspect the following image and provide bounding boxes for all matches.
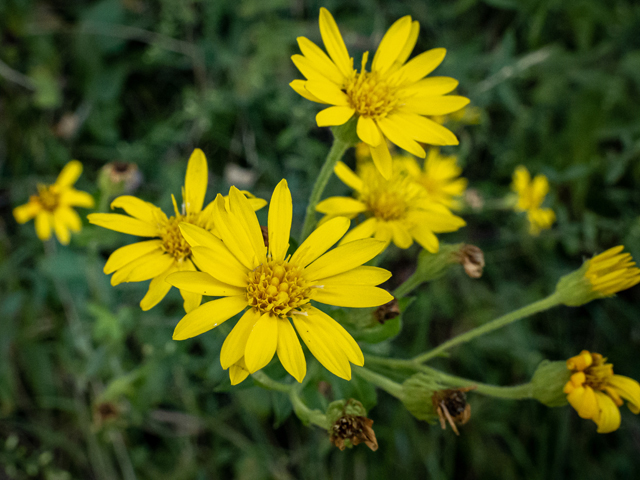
[582,354,614,390]
[246,260,311,317]
[358,165,424,222]
[159,215,192,261]
[36,184,60,211]
[364,190,408,221]
[344,54,398,120]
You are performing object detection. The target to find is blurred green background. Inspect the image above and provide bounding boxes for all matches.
[1,0,640,478]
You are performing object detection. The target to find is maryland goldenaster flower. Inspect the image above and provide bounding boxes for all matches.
[400,148,467,209]
[563,350,640,433]
[511,165,555,235]
[13,160,95,245]
[166,179,393,384]
[87,149,266,313]
[315,160,465,251]
[291,8,469,179]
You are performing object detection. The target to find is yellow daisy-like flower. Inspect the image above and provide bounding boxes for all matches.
[584,246,640,296]
[400,148,467,209]
[316,160,465,252]
[87,149,266,313]
[13,160,95,245]
[290,8,470,179]
[166,179,393,384]
[511,165,555,235]
[563,350,640,433]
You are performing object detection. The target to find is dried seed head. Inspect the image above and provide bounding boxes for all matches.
[431,387,476,435]
[454,244,485,278]
[374,298,400,323]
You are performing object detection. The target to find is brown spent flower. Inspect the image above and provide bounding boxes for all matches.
[330,415,378,451]
[98,161,142,196]
[454,244,485,278]
[432,386,476,435]
[374,298,400,323]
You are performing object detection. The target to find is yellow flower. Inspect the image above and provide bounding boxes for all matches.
[511,165,555,235]
[563,350,640,433]
[290,8,469,179]
[400,148,467,209]
[584,246,640,296]
[13,160,95,245]
[315,160,465,252]
[87,149,266,313]
[166,179,393,384]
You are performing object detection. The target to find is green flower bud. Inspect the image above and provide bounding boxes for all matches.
[401,373,444,423]
[531,360,571,407]
[554,264,597,307]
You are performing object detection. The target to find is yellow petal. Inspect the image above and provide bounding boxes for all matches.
[312,284,393,308]
[304,237,386,280]
[55,160,82,187]
[568,385,599,419]
[13,202,41,224]
[394,48,446,85]
[608,375,640,414]
[228,186,267,265]
[104,240,163,274]
[334,161,363,192]
[268,179,292,262]
[290,80,326,103]
[220,308,262,369]
[87,213,158,237]
[372,15,413,75]
[316,197,367,215]
[60,189,95,208]
[293,312,351,380]
[320,266,391,286]
[184,148,208,215]
[110,250,167,285]
[411,223,439,253]
[370,141,393,179]
[377,117,426,158]
[180,288,202,314]
[178,222,220,248]
[229,357,251,385]
[55,207,82,232]
[395,21,420,66]
[166,271,245,296]
[244,312,278,373]
[110,196,157,223]
[357,116,382,146]
[399,76,459,96]
[276,318,307,383]
[402,95,470,116]
[190,245,248,287]
[391,112,459,146]
[391,222,413,249]
[140,264,178,311]
[52,215,71,245]
[296,36,344,84]
[290,216,350,268]
[113,251,175,284]
[305,81,350,106]
[318,7,352,78]
[593,391,621,434]
[211,194,256,269]
[316,106,356,127]
[292,53,341,84]
[35,211,53,241]
[406,209,466,233]
[340,217,378,245]
[305,306,364,366]
[172,296,247,340]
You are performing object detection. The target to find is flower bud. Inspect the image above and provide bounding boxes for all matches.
[453,244,485,278]
[327,399,378,451]
[401,373,443,423]
[416,243,485,282]
[530,360,571,407]
[98,161,142,198]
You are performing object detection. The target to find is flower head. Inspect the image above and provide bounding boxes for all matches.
[13,160,95,245]
[316,159,465,252]
[166,179,393,384]
[563,350,640,433]
[511,165,555,235]
[555,246,640,306]
[291,8,469,179]
[401,148,467,209]
[87,149,266,313]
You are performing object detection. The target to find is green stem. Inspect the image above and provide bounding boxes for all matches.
[300,136,351,241]
[251,371,292,393]
[413,292,563,363]
[353,366,404,400]
[289,389,330,429]
[393,270,425,298]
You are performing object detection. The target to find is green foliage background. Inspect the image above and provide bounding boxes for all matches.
[1,0,640,478]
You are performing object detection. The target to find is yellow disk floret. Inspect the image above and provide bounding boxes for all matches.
[246,260,312,317]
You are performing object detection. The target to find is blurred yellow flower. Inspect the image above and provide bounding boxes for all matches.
[13,160,95,245]
[316,160,465,252]
[87,149,266,313]
[291,8,469,179]
[166,179,393,384]
[400,148,467,209]
[563,350,640,433]
[511,165,555,235]
[584,246,640,296]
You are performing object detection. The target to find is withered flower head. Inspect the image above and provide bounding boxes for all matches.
[98,161,142,196]
[93,401,120,428]
[454,244,485,279]
[327,399,378,451]
[432,387,476,435]
[374,298,400,324]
